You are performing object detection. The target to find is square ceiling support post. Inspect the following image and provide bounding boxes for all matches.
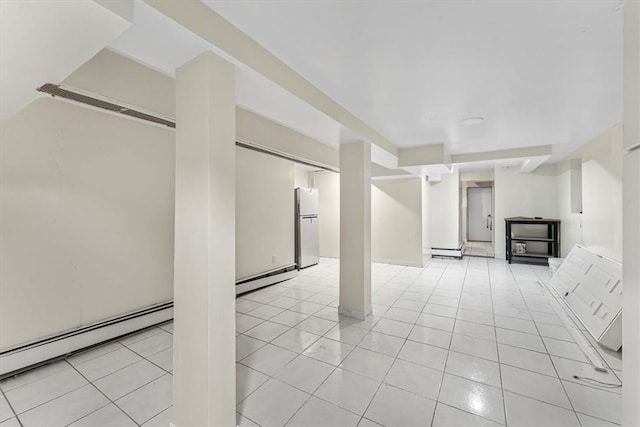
[173,51,236,427]
[339,141,372,320]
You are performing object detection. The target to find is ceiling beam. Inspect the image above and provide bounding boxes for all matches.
[143,0,398,156]
[398,143,450,167]
[451,145,552,164]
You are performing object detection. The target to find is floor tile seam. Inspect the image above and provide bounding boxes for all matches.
[269,332,322,354]
[244,323,294,343]
[502,344,593,366]
[7,373,90,416]
[309,359,382,418]
[507,265,580,417]
[558,376,622,395]
[67,342,127,369]
[259,375,314,427]
[492,323,542,337]
[433,401,506,427]
[0,386,21,426]
[451,327,497,343]
[72,359,171,426]
[235,364,275,406]
[60,399,114,427]
[486,257,509,426]
[117,327,166,347]
[572,409,623,426]
[235,412,262,427]
[261,315,305,329]
[558,377,623,396]
[441,367,506,391]
[1,359,75,395]
[126,341,174,363]
[119,345,171,377]
[95,361,168,401]
[500,386,587,414]
[429,258,471,427]
[292,322,337,337]
[497,357,562,380]
[60,402,123,427]
[12,366,111,425]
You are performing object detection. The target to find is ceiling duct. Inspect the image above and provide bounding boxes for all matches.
[36,83,175,128]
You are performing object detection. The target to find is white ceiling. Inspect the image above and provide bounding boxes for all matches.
[205,0,622,160]
[109,0,344,147]
[108,0,622,166]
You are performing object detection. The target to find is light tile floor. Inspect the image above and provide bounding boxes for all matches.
[465,242,495,258]
[0,257,622,426]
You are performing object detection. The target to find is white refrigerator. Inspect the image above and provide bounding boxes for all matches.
[295,188,319,268]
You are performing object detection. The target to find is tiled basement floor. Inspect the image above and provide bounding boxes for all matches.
[464,242,495,258]
[0,257,623,427]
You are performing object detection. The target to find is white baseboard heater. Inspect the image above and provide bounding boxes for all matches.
[236,265,298,295]
[1,267,298,377]
[431,242,465,259]
[0,301,173,378]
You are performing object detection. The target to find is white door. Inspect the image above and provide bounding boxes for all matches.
[468,187,492,242]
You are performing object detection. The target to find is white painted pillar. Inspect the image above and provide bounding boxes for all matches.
[623,2,640,426]
[339,141,372,320]
[173,52,236,427]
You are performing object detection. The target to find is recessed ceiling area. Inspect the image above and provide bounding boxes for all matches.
[205,0,622,160]
[104,0,623,172]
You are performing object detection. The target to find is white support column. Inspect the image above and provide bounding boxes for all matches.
[623,1,640,426]
[339,141,372,320]
[173,52,236,427]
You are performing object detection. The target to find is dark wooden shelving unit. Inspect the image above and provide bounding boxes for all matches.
[505,217,561,265]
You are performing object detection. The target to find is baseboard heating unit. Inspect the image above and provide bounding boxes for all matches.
[0,301,173,378]
[236,265,298,295]
[431,242,466,259]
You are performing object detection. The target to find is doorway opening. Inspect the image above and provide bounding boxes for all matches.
[463,182,495,258]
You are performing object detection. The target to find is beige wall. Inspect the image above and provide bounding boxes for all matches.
[0,96,302,349]
[421,178,431,255]
[0,98,175,349]
[429,168,461,250]
[493,164,558,259]
[314,171,424,266]
[236,147,295,279]
[557,125,623,261]
[372,178,423,266]
[294,167,312,188]
[315,171,340,258]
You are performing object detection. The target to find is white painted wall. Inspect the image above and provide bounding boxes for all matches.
[372,178,423,267]
[236,147,295,279]
[580,126,623,261]
[429,168,461,249]
[493,165,558,259]
[294,167,312,188]
[556,125,623,261]
[556,162,583,257]
[314,171,340,258]
[314,171,424,265]
[623,2,640,424]
[422,178,431,256]
[460,170,494,182]
[0,98,175,349]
